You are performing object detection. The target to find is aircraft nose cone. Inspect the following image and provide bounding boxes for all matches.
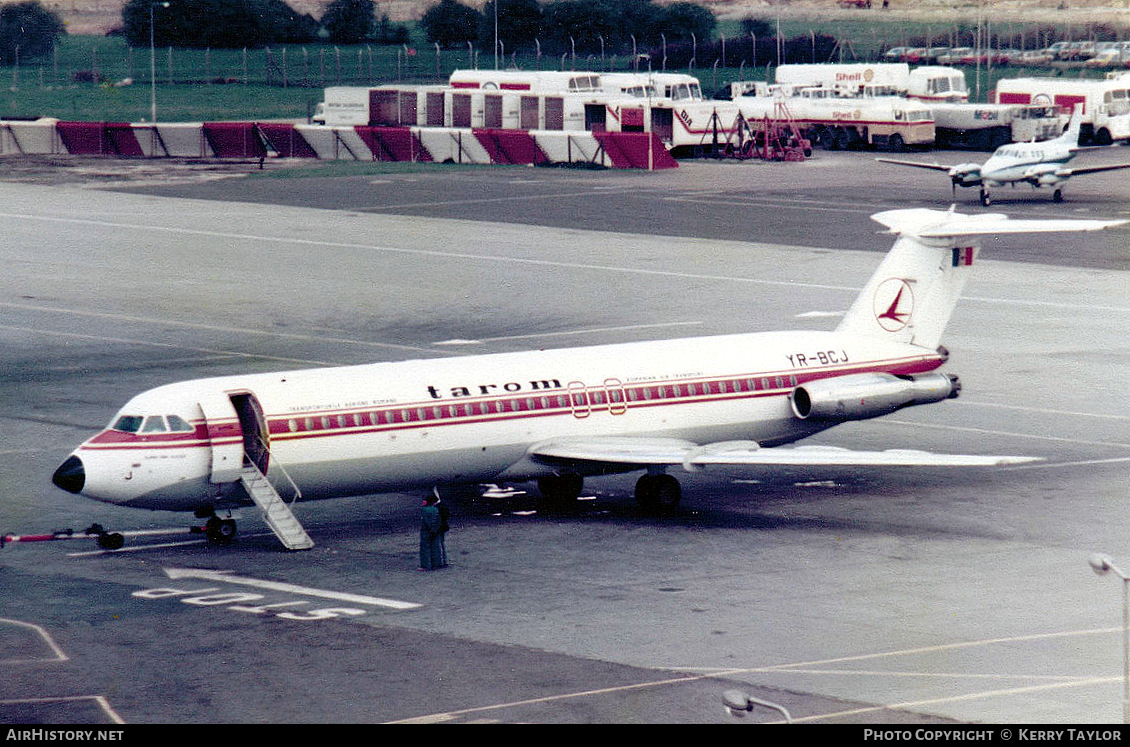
[52,455,85,494]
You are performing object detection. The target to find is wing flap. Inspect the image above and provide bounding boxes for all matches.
[705,444,1039,467]
[529,437,1039,471]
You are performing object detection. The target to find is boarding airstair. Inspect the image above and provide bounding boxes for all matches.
[239,462,314,551]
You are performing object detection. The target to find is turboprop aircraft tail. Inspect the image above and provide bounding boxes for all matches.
[836,207,1125,350]
[1056,103,1083,147]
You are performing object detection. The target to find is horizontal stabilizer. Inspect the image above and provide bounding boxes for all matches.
[530,437,1038,472]
[871,208,1127,239]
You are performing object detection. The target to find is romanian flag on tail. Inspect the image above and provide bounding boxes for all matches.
[952,246,975,266]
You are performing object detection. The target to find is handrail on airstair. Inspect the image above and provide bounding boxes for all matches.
[251,436,303,506]
[241,438,314,551]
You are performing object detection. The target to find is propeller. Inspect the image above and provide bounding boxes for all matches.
[949,171,963,196]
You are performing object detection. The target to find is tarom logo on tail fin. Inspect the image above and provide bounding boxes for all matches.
[837,207,1126,351]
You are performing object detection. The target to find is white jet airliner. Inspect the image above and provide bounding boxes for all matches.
[878,105,1130,206]
[52,208,1124,550]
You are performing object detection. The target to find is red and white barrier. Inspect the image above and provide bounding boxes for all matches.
[0,119,677,170]
[0,119,63,155]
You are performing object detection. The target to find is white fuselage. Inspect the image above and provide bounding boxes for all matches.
[64,329,944,513]
[979,141,1073,186]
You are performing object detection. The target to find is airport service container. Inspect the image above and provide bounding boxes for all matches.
[994,76,1130,144]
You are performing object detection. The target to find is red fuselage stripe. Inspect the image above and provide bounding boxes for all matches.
[80,356,942,452]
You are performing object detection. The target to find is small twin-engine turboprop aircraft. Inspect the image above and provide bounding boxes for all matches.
[52,208,1124,550]
[878,105,1130,206]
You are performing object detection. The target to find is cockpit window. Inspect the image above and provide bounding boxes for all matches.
[111,414,194,434]
[112,415,143,433]
[141,416,168,433]
[166,414,194,432]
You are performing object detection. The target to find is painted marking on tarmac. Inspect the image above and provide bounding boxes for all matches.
[0,696,125,725]
[880,417,1130,452]
[0,618,69,664]
[434,321,704,346]
[676,626,1127,723]
[383,673,713,724]
[163,568,421,610]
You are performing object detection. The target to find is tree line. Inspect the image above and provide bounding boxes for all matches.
[421,0,716,57]
[2,0,412,63]
[119,0,410,48]
[0,1,65,65]
[4,0,1125,69]
[2,0,718,65]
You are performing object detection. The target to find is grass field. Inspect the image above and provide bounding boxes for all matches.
[1,9,1125,122]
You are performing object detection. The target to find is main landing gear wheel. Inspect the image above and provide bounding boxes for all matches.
[1053,188,1064,203]
[86,524,124,550]
[979,188,992,207]
[97,531,125,550]
[205,516,238,544]
[635,474,682,514]
[537,473,584,503]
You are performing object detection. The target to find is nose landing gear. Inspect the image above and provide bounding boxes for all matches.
[193,507,238,545]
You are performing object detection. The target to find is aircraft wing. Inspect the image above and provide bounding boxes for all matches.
[1060,162,1130,177]
[528,437,1039,471]
[876,157,953,172]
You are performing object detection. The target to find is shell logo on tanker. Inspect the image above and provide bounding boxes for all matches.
[833,69,874,83]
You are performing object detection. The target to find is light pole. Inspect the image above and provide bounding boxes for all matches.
[1089,553,1130,724]
[149,1,169,123]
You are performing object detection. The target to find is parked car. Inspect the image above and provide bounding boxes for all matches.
[1084,48,1129,68]
[1018,49,1052,66]
[902,47,929,63]
[923,47,951,64]
[1059,41,1096,61]
[1045,41,1070,60]
[937,47,973,64]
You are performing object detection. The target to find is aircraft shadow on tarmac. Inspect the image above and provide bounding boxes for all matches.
[236,467,1023,547]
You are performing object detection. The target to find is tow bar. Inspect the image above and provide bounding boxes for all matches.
[2,523,124,550]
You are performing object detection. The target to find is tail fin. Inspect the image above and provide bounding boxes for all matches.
[1055,103,1083,146]
[836,208,1125,350]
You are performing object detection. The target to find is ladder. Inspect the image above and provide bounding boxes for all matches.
[239,463,314,551]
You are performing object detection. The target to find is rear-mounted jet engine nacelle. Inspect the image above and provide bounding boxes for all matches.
[790,372,960,421]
